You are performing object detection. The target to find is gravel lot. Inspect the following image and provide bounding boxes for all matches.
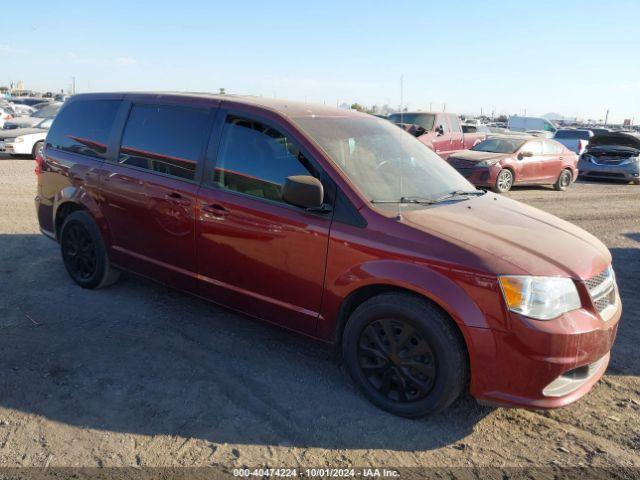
[0,154,639,475]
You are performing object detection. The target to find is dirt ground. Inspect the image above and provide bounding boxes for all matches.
[0,154,639,475]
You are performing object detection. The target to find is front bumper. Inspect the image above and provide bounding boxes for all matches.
[454,165,499,187]
[466,294,621,409]
[577,159,640,182]
[0,141,30,154]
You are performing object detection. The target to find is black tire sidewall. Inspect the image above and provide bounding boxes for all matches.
[60,211,109,289]
[555,169,572,191]
[342,295,467,417]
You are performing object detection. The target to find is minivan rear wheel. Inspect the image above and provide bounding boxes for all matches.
[493,169,513,193]
[342,293,468,417]
[60,211,120,289]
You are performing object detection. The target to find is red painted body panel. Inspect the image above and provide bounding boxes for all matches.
[36,92,621,411]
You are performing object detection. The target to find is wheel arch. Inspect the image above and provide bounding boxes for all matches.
[53,186,111,245]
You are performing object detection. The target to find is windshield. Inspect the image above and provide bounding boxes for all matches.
[292,116,472,203]
[555,130,590,140]
[36,118,53,129]
[387,113,436,131]
[471,138,525,153]
[33,104,60,119]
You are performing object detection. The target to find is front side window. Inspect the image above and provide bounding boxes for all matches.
[46,99,120,159]
[212,116,315,203]
[523,140,543,155]
[448,115,461,132]
[293,115,472,203]
[436,115,450,134]
[543,120,556,132]
[118,104,210,181]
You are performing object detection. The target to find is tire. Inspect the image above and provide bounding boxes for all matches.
[554,169,572,191]
[492,169,513,193]
[342,293,468,417]
[633,179,640,186]
[59,210,120,289]
[31,140,44,159]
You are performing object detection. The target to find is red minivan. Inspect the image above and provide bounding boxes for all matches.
[36,93,621,417]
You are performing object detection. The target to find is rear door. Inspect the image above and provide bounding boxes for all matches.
[195,109,333,335]
[539,140,564,182]
[99,100,216,290]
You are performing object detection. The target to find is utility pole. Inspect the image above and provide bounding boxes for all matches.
[71,76,76,95]
[604,109,610,127]
[443,103,446,112]
[399,75,404,121]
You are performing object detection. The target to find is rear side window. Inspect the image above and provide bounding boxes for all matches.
[212,116,315,203]
[523,140,543,155]
[543,140,563,155]
[47,99,120,159]
[118,104,210,181]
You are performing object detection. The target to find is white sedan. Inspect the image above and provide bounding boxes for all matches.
[0,118,52,158]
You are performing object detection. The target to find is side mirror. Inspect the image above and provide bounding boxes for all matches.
[282,175,324,209]
[517,151,533,160]
[436,125,445,136]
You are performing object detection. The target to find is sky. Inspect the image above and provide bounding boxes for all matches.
[2,0,639,123]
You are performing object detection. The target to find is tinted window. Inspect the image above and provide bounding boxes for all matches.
[523,140,543,155]
[46,100,120,159]
[543,120,556,132]
[33,103,61,118]
[461,125,476,133]
[213,116,314,203]
[118,104,210,181]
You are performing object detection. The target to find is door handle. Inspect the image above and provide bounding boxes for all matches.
[201,203,229,218]
[164,192,191,206]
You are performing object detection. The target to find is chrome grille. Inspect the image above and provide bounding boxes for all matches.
[585,266,617,319]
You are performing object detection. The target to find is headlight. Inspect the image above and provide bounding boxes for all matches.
[476,158,500,167]
[498,276,581,320]
[3,137,16,143]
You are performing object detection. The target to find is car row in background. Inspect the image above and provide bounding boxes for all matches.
[0,117,52,158]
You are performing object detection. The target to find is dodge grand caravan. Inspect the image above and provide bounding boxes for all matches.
[36,93,621,417]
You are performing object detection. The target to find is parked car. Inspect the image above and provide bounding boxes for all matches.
[10,103,35,117]
[0,117,52,157]
[0,106,15,129]
[388,111,486,159]
[554,129,593,155]
[578,132,640,184]
[10,97,51,107]
[2,102,62,129]
[508,116,557,135]
[37,93,620,417]
[447,136,578,192]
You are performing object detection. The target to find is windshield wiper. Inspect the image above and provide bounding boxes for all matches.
[432,190,485,203]
[371,196,436,205]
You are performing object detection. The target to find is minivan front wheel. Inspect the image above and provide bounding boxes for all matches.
[60,211,120,289]
[342,293,468,417]
[493,169,513,193]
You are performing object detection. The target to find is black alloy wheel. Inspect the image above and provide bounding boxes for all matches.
[358,318,436,403]
[61,222,97,282]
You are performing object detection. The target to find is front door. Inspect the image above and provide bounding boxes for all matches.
[515,140,544,183]
[196,113,332,335]
[100,102,214,290]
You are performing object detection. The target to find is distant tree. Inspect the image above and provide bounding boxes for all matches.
[350,103,364,112]
[496,114,508,123]
[219,87,226,95]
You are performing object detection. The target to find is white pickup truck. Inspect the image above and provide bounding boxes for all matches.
[553,129,593,155]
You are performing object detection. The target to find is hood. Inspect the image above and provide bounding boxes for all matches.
[447,150,510,163]
[400,194,610,279]
[0,127,46,138]
[3,117,42,129]
[588,132,640,150]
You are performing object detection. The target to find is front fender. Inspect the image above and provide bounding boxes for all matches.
[318,259,495,342]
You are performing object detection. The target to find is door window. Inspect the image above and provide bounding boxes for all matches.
[118,104,210,181]
[522,140,543,155]
[543,140,563,155]
[211,116,316,203]
[46,99,120,159]
[448,115,461,133]
[436,116,450,134]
